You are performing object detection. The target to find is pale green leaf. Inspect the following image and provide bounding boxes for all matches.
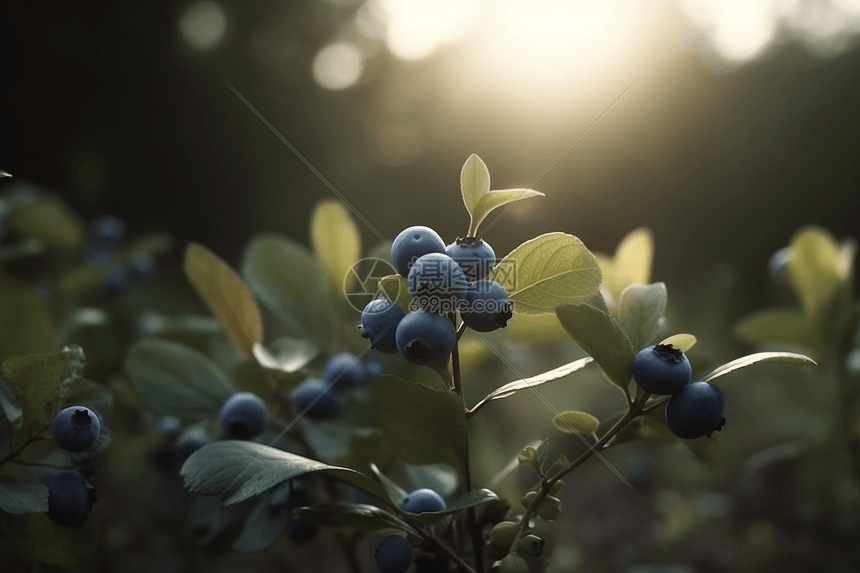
[734,309,816,350]
[375,376,466,469]
[552,411,600,434]
[0,276,55,362]
[8,194,85,250]
[702,352,817,383]
[311,199,362,293]
[231,497,290,554]
[489,233,601,315]
[659,333,698,353]
[470,188,544,236]
[460,154,491,232]
[787,226,842,319]
[556,303,635,391]
[184,243,263,358]
[598,228,653,299]
[616,282,667,351]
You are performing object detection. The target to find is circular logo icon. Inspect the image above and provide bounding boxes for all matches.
[343,257,401,313]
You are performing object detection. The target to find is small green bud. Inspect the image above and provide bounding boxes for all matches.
[490,521,520,547]
[517,534,545,557]
[549,480,564,496]
[520,491,538,509]
[534,495,562,521]
[492,553,529,573]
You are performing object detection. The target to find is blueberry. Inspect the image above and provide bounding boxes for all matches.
[460,280,512,332]
[375,535,413,573]
[91,215,126,243]
[401,488,446,513]
[361,298,406,354]
[82,243,115,265]
[633,344,692,395]
[129,252,157,280]
[407,253,468,314]
[395,310,456,368]
[52,406,101,452]
[103,265,129,296]
[665,381,726,439]
[176,437,208,463]
[154,415,182,438]
[292,379,337,419]
[325,352,365,389]
[362,360,383,382]
[767,246,792,285]
[218,392,269,440]
[46,472,97,527]
[391,226,447,277]
[446,237,496,282]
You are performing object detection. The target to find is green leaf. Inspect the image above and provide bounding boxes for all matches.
[701,352,817,383]
[461,154,491,222]
[231,497,290,554]
[0,481,49,514]
[787,226,843,320]
[470,190,544,237]
[184,243,264,358]
[0,276,55,362]
[8,194,85,250]
[659,333,697,353]
[507,313,570,343]
[369,463,409,507]
[252,338,319,374]
[408,489,500,524]
[180,440,387,506]
[597,227,654,299]
[489,233,602,315]
[552,411,600,434]
[535,438,549,470]
[545,454,570,481]
[468,357,593,417]
[375,376,466,469]
[734,309,816,351]
[241,234,336,349]
[616,282,668,351]
[349,429,394,475]
[2,350,72,439]
[556,303,636,392]
[311,199,362,293]
[378,275,414,313]
[124,338,236,421]
[297,503,414,534]
[517,443,543,475]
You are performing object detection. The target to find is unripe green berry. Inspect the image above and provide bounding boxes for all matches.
[549,480,564,496]
[517,534,545,557]
[504,507,524,522]
[489,521,519,553]
[492,553,529,573]
[534,495,562,521]
[520,491,537,509]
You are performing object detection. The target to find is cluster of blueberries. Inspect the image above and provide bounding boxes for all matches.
[374,488,447,573]
[360,226,513,368]
[291,352,381,419]
[83,215,157,295]
[45,406,102,526]
[633,344,727,439]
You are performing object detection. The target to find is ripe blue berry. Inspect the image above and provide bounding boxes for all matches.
[375,535,413,573]
[176,437,208,463]
[446,237,496,282]
[129,252,157,280]
[665,381,726,439]
[361,298,406,354]
[154,415,182,438]
[46,472,97,527]
[91,215,126,243]
[401,488,446,513]
[325,352,365,389]
[395,310,455,368]
[407,253,468,314]
[633,344,692,395]
[292,379,337,419]
[363,360,382,382]
[391,226,446,277]
[460,280,512,332]
[219,392,269,440]
[52,406,101,452]
[103,265,129,296]
[767,246,791,285]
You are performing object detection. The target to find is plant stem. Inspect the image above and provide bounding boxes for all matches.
[451,325,484,572]
[0,423,51,468]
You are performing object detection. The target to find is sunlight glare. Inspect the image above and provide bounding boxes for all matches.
[179,1,227,50]
[376,0,481,60]
[312,43,364,90]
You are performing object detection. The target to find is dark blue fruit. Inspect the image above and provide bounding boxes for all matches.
[460,280,512,332]
[767,246,791,285]
[391,226,446,277]
[633,344,692,395]
[129,252,157,280]
[362,360,382,382]
[395,310,456,368]
[46,472,97,527]
[325,352,365,388]
[218,392,269,440]
[446,237,496,282]
[360,298,406,354]
[52,406,101,452]
[665,381,726,439]
[292,379,337,419]
[375,535,413,573]
[91,215,126,243]
[407,253,468,314]
[176,437,208,463]
[401,488,446,513]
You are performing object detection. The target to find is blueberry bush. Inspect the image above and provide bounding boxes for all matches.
[0,157,838,572]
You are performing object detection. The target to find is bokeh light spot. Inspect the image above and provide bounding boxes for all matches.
[179,1,227,50]
[312,43,364,90]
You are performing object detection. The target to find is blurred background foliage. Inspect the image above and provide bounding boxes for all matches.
[3,0,860,572]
